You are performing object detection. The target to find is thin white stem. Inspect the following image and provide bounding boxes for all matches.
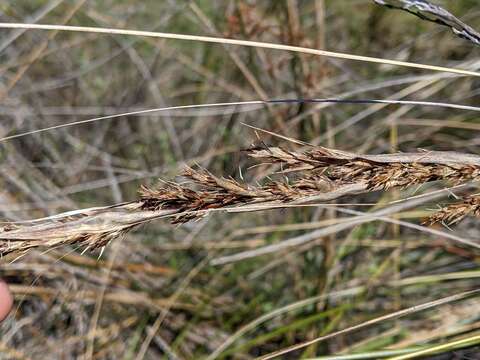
[0,23,479,77]
[2,98,480,143]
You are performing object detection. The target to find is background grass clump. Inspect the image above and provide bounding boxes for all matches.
[2,0,480,359]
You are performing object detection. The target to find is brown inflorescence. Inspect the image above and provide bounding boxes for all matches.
[139,167,332,223]
[2,144,480,256]
[247,146,480,191]
[425,195,480,226]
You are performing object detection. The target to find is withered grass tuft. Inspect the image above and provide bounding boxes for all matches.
[2,1,480,359]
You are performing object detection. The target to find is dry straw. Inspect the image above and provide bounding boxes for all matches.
[0,19,479,77]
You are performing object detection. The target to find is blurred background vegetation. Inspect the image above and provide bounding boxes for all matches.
[1,0,480,359]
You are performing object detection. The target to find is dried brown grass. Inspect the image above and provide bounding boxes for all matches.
[248,146,480,190]
[3,1,480,358]
[2,142,480,257]
[425,195,480,226]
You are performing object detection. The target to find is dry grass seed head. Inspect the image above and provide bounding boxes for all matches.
[425,195,480,226]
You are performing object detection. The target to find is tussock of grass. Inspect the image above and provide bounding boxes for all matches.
[3,0,480,359]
